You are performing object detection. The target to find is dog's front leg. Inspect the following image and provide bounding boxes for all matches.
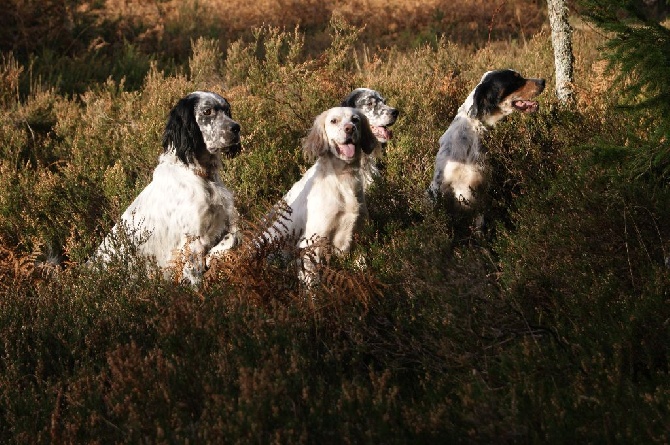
[205,227,241,268]
[179,235,207,286]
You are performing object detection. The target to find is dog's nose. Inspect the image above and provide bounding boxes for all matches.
[537,79,546,89]
[230,122,241,134]
[390,108,399,118]
[344,123,354,134]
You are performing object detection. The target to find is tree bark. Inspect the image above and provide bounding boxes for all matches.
[547,0,575,105]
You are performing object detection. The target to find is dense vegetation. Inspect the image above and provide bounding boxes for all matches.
[0,0,668,442]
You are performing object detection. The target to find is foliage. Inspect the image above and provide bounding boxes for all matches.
[0,2,669,443]
[579,0,670,181]
[1,0,548,96]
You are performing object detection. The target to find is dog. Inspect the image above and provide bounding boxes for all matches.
[429,69,545,212]
[341,88,399,189]
[262,106,378,281]
[93,91,242,285]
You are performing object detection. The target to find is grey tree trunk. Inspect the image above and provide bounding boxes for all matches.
[547,0,575,105]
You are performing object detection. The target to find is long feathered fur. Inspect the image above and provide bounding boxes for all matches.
[93,91,242,285]
[261,107,378,284]
[429,69,545,210]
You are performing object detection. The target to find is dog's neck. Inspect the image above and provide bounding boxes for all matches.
[459,89,497,132]
[193,150,222,181]
[322,151,362,177]
[469,114,490,135]
[163,146,221,181]
[453,110,489,137]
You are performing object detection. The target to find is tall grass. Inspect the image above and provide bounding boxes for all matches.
[0,2,669,443]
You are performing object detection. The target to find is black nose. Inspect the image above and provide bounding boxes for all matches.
[230,122,241,134]
[538,79,546,89]
[390,108,399,118]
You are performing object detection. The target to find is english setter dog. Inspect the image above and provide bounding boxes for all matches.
[341,88,398,189]
[262,106,378,281]
[94,91,242,285]
[429,69,545,210]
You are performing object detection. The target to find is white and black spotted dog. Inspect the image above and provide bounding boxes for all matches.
[94,91,242,285]
[262,107,378,282]
[341,88,399,189]
[429,69,545,211]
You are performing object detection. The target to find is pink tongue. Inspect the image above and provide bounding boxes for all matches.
[514,100,539,112]
[372,126,392,140]
[338,143,356,158]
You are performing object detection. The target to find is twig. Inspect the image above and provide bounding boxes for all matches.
[488,1,507,46]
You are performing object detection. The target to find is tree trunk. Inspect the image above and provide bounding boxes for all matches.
[547,0,575,105]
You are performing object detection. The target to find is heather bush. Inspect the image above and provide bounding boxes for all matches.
[1,1,669,443]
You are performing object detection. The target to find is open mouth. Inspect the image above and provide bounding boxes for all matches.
[512,100,539,113]
[221,142,242,158]
[336,140,357,158]
[371,125,393,141]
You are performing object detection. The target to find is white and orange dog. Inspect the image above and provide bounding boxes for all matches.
[263,106,378,280]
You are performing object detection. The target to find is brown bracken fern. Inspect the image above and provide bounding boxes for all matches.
[206,203,382,312]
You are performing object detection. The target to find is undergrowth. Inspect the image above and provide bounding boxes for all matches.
[0,3,669,444]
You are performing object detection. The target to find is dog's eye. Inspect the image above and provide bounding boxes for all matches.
[330,118,338,124]
[203,108,212,116]
[352,115,360,122]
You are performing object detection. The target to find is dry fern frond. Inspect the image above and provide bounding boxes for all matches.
[0,238,41,292]
[206,206,304,305]
[207,199,383,312]
[311,260,384,311]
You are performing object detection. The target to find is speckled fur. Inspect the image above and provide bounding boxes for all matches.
[94,91,241,285]
[341,88,398,189]
[429,70,545,207]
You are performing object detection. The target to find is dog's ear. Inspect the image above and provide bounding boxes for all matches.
[472,80,501,119]
[340,89,360,107]
[303,110,330,162]
[358,114,379,155]
[162,95,205,164]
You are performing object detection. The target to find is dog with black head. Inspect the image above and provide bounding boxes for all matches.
[429,70,545,213]
[341,88,399,189]
[94,91,242,285]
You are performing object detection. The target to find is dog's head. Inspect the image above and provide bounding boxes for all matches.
[469,69,545,126]
[341,88,398,144]
[303,107,378,163]
[162,91,242,165]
